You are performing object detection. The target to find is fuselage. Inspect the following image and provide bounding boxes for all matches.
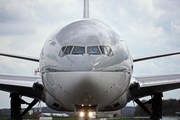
[40,19,133,111]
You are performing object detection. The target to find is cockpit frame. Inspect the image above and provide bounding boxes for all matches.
[59,45,113,57]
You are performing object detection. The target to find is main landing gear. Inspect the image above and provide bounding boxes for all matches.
[134,93,163,120]
[10,93,39,120]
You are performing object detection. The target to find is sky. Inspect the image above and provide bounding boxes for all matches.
[0,0,180,109]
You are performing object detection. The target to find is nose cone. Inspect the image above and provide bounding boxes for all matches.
[71,72,101,89]
[71,72,102,105]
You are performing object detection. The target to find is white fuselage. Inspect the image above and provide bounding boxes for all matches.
[40,19,133,111]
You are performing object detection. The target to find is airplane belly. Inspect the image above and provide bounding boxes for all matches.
[43,71,130,110]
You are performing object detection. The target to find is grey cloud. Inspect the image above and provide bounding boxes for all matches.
[0,0,83,36]
[153,12,180,34]
[153,0,180,12]
[0,0,81,24]
[152,0,180,34]
[0,0,36,23]
[0,23,37,35]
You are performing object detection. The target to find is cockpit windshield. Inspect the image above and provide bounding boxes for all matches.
[72,46,85,54]
[105,46,113,56]
[59,45,113,57]
[64,46,73,55]
[87,46,100,55]
[59,46,66,56]
[99,46,108,54]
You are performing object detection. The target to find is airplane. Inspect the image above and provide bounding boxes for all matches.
[0,0,180,120]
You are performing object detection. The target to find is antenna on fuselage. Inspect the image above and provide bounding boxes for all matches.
[83,0,89,18]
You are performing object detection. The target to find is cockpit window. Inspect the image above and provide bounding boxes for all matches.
[72,46,85,54]
[99,46,108,55]
[59,46,66,57]
[64,46,73,55]
[106,46,113,56]
[87,46,101,55]
[59,45,113,57]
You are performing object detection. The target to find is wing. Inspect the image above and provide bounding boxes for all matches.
[0,73,44,100]
[0,52,39,62]
[133,51,180,62]
[129,73,180,100]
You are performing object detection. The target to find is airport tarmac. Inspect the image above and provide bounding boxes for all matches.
[79,118,104,120]
[79,118,99,120]
[78,117,177,120]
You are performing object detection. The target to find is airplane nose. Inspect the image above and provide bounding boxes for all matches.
[70,72,101,89]
[70,72,102,105]
[69,55,102,71]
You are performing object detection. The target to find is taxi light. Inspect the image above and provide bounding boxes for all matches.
[89,112,93,117]
[80,112,84,117]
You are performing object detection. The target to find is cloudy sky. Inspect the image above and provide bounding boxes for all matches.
[0,0,180,108]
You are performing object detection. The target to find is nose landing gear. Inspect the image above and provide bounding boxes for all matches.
[85,111,89,120]
[80,110,95,120]
[76,105,98,120]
